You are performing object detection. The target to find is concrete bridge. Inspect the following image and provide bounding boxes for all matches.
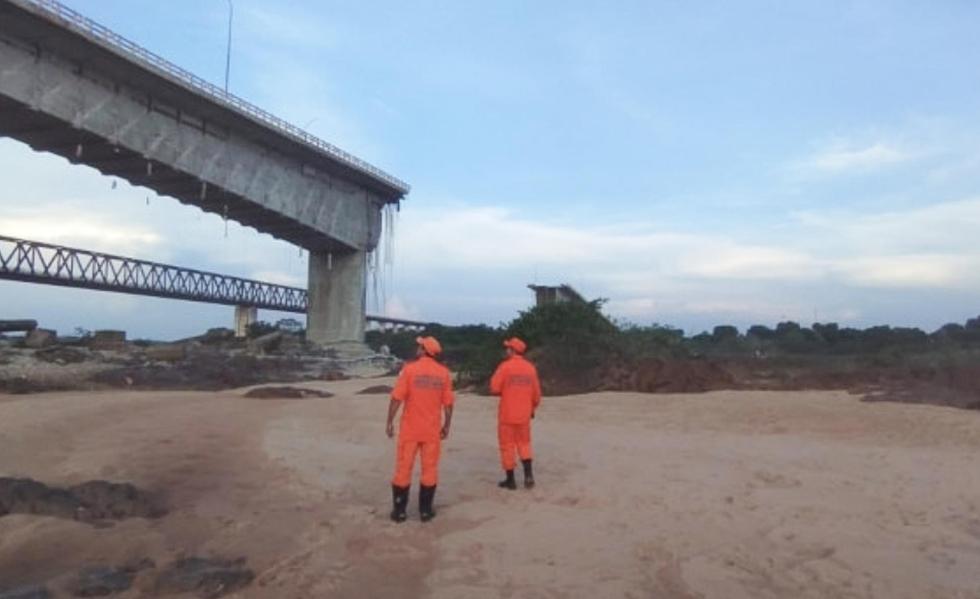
[0,0,409,344]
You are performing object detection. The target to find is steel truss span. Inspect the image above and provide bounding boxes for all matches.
[0,235,429,330]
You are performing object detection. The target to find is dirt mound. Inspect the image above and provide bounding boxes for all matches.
[154,557,254,598]
[0,478,165,523]
[860,364,980,410]
[243,386,333,399]
[357,384,393,395]
[631,358,734,393]
[0,378,73,394]
[596,358,735,393]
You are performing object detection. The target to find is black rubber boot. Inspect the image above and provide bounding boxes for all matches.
[419,485,437,522]
[390,485,409,523]
[498,469,517,490]
[522,459,535,489]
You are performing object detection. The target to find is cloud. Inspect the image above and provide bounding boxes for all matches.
[834,255,977,288]
[237,5,344,52]
[800,142,910,173]
[928,152,980,184]
[250,270,304,287]
[390,197,980,327]
[794,197,980,254]
[0,214,162,256]
[678,246,816,280]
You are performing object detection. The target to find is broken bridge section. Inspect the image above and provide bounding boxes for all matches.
[0,0,409,343]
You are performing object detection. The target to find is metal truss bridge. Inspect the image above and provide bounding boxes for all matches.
[0,235,428,330]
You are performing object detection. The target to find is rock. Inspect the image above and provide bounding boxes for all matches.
[68,566,134,597]
[90,331,126,351]
[34,346,90,364]
[201,328,235,345]
[68,480,166,521]
[154,557,254,598]
[357,384,393,395]
[0,585,50,599]
[143,343,187,362]
[320,369,349,381]
[24,328,57,349]
[243,386,333,400]
[247,331,283,353]
[0,477,81,519]
[277,334,303,352]
[0,477,165,523]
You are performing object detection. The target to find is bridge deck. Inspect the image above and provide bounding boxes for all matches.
[0,0,408,252]
[2,0,409,196]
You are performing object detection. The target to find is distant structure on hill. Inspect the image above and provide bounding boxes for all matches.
[528,284,586,307]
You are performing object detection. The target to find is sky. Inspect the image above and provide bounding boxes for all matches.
[2,0,979,339]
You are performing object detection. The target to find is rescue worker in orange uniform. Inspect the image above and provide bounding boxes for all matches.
[386,336,454,522]
[490,337,541,490]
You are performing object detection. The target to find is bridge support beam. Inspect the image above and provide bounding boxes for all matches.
[234,305,257,338]
[306,249,366,345]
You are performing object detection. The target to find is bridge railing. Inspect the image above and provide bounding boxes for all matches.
[15,0,410,196]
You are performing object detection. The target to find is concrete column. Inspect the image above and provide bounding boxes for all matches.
[234,305,258,337]
[307,249,367,345]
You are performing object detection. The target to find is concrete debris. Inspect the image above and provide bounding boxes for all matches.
[247,331,283,353]
[90,331,126,351]
[1,328,401,394]
[24,329,57,349]
[143,343,187,362]
[0,320,37,334]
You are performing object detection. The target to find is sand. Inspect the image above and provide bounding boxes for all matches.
[1,380,979,598]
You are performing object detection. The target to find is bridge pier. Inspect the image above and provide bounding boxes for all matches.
[234,305,257,338]
[306,249,367,345]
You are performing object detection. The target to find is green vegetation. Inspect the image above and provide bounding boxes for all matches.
[365,298,980,395]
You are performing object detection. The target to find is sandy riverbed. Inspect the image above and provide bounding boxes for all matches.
[1,380,979,598]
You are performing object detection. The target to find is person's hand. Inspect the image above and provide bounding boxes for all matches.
[386,421,394,438]
[440,426,450,440]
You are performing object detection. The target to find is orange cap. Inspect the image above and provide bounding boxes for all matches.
[416,336,442,356]
[503,337,527,354]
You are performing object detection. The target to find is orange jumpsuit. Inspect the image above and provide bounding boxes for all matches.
[391,355,455,487]
[490,355,542,470]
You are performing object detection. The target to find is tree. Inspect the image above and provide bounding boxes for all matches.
[812,322,840,345]
[746,325,774,340]
[712,325,739,342]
